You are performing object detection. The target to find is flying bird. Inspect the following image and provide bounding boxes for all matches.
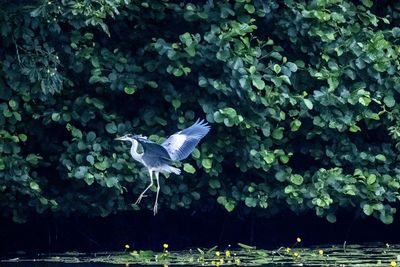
[115,119,210,215]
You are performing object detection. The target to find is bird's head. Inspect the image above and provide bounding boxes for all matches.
[114,134,135,142]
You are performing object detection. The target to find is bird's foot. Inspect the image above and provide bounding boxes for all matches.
[134,194,147,205]
[153,204,158,215]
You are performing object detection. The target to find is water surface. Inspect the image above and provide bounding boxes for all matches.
[1,244,399,266]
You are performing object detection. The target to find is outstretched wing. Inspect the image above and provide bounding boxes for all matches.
[162,119,210,161]
[135,136,172,168]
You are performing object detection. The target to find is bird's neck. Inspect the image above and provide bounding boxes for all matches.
[130,139,142,161]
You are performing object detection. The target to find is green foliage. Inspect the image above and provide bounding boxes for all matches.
[1,0,400,224]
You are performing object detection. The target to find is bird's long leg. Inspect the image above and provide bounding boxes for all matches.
[135,169,153,205]
[153,171,160,215]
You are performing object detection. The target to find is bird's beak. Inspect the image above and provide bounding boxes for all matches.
[114,136,124,141]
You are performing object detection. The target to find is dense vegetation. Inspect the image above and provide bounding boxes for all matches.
[1,0,400,224]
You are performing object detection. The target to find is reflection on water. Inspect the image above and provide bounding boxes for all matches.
[1,244,400,267]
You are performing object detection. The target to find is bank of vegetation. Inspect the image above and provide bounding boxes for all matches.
[1,0,400,224]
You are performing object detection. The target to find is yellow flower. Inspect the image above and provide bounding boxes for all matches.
[391,261,397,267]
[220,258,224,264]
[234,258,241,265]
[211,260,216,266]
[296,237,302,243]
[318,249,324,255]
[285,247,291,253]
[124,244,130,249]
[163,243,169,249]
[293,252,299,257]
[225,250,231,257]
[215,251,221,257]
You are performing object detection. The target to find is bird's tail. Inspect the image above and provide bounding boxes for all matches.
[168,166,181,175]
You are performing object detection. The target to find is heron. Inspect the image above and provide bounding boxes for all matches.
[115,119,210,215]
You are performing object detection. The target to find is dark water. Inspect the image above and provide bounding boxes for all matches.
[1,263,121,267]
[0,264,287,267]
[2,210,400,254]
[0,261,117,267]
[0,264,201,267]
[2,244,399,267]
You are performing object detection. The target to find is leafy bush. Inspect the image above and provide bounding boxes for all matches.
[1,0,400,223]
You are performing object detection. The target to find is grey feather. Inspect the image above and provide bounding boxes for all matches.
[162,119,210,161]
[134,136,172,168]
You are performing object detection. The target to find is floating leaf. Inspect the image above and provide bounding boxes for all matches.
[238,243,256,250]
